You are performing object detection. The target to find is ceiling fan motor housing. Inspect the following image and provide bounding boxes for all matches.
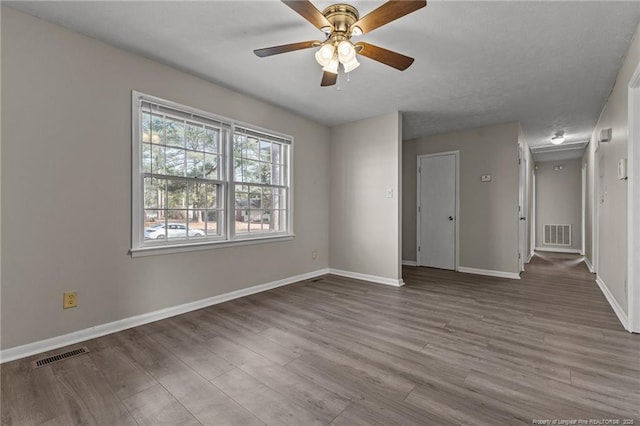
[322,4,360,35]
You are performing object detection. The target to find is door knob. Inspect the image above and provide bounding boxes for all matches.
[448,216,454,221]
[520,217,526,220]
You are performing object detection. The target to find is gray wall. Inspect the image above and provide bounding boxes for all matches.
[584,21,640,313]
[329,112,402,282]
[535,159,583,251]
[1,8,331,350]
[403,122,521,274]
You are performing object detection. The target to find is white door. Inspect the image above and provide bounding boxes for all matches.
[418,153,456,270]
[519,153,528,272]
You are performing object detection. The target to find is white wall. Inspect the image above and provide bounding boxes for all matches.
[329,112,402,283]
[1,7,330,350]
[403,122,521,275]
[535,159,583,251]
[584,21,640,314]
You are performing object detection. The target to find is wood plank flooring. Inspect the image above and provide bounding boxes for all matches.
[2,252,639,425]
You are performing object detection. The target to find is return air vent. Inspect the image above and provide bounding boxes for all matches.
[543,224,571,246]
[32,347,90,368]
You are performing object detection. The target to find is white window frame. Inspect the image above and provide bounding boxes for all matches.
[131,91,294,257]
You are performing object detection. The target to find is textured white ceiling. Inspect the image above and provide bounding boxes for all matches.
[6,1,640,147]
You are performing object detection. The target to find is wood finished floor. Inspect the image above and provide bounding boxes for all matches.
[2,252,639,425]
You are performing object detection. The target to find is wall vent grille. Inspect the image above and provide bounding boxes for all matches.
[32,347,90,368]
[543,224,572,246]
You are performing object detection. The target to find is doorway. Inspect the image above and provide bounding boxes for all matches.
[417,151,459,270]
[519,147,528,271]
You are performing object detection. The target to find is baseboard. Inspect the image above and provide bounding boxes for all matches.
[457,266,521,280]
[0,268,330,364]
[402,259,417,266]
[527,251,534,263]
[595,276,629,331]
[329,268,405,287]
[535,246,582,254]
[584,257,595,273]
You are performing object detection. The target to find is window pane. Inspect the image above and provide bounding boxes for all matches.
[166,118,185,148]
[147,145,164,175]
[259,162,271,184]
[234,157,243,181]
[259,140,271,162]
[272,162,282,185]
[249,187,261,209]
[144,208,162,223]
[165,147,185,176]
[167,180,186,209]
[142,143,152,173]
[144,177,162,208]
[204,128,219,154]
[141,112,151,143]
[145,221,167,240]
[203,153,219,180]
[187,210,206,238]
[151,114,164,145]
[186,151,204,178]
[262,188,273,210]
[205,210,221,237]
[235,189,248,210]
[243,160,259,183]
[205,184,218,209]
[272,143,282,164]
[188,181,206,209]
[165,212,187,239]
[246,137,259,160]
[186,123,204,151]
[235,211,249,234]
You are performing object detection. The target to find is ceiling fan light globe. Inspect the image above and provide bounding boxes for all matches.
[351,26,363,36]
[315,44,335,67]
[343,57,360,73]
[322,57,339,74]
[337,41,356,63]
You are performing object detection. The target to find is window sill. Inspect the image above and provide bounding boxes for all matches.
[130,234,295,258]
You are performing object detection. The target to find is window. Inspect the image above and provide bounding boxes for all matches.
[131,92,292,256]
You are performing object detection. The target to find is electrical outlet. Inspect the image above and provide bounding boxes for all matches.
[63,292,77,309]
[312,250,317,260]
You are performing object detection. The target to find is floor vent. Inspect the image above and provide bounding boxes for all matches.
[33,347,90,368]
[543,224,572,246]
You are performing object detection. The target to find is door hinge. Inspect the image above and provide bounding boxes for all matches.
[419,167,421,173]
[418,206,421,213]
[418,246,421,252]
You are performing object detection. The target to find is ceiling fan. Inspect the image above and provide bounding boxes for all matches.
[254,0,427,87]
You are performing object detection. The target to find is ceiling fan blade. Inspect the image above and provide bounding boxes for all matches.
[321,71,338,87]
[352,0,426,34]
[282,1,332,31]
[254,40,319,57]
[356,42,415,71]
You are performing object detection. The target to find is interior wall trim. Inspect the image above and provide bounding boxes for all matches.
[535,246,582,254]
[0,268,330,364]
[329,268,405,287]
[458,266,521,280]
[401,259,417,266]
[595,276,629,332]
[584,256,595,273]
